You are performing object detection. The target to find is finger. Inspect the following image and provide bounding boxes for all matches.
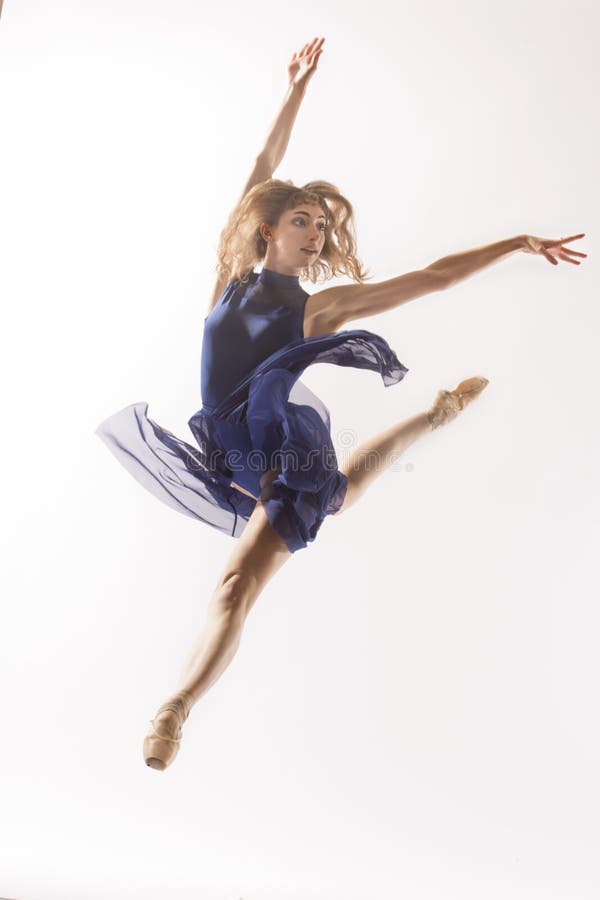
[543,250,558,265]
[306,39,324,59]
[557,252,580,265]
[560,247,587,258]
[560,233,586,243]
[547,240,587,254]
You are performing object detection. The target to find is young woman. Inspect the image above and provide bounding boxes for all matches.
[95,37,586,770]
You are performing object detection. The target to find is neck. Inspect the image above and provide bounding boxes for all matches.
[258,266,301,287]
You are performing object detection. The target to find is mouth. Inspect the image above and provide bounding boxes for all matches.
[301,248,317,255]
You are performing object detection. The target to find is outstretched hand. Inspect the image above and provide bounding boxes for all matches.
[288,37,325,89]
[521,233,587,266]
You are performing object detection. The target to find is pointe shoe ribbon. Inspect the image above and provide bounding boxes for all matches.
[427,376,489,430]
[143,690,193,770]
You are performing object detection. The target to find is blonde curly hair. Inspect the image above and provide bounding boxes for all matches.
[215,178,371,288]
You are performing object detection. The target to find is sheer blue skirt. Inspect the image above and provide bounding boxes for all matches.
[95,329,408,553]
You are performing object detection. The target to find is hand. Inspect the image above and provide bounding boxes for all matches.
[521,233,587,266]
[287,37,325,89]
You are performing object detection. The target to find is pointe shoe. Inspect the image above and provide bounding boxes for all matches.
[427,376,490,430]
[143,690,194,771]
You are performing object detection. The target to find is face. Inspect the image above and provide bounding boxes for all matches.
[260,203,327,275]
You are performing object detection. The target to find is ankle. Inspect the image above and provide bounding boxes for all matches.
[171,688,195,720]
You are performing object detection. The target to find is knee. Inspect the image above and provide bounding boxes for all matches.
[212,570,257,616]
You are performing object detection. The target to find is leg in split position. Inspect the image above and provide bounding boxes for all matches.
[143,467,291,770]
[143,376,489,769]
[335,375,489,514]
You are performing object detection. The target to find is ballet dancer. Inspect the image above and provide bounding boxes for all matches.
[94,37,586,769]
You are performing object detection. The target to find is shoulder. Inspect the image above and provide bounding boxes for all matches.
[206,271,258,315]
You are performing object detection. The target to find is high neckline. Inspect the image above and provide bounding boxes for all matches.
[257,267,301,288]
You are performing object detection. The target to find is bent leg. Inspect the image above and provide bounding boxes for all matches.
[335,410,431,515]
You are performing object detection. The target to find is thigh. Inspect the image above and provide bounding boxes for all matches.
[217,469,292,596]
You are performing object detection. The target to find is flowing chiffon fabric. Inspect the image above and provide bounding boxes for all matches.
[95,268,409,553]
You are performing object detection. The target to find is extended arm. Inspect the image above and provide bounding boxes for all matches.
[314,231,586,330]
[231,79,310,208]
[256,81,310,173]
[428,235,524,286]
[258,38,324,170]
[310,236,526,328]
[207,39,324,312]
[229,40,324,211]
[231,78,313,209]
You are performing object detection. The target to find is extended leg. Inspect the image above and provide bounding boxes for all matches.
[335,375,490,516]
[176,477,290,700]
[336,410,431,515]
[145,470,291,766]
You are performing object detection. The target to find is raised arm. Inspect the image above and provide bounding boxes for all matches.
[309,232,586,331]
[207,38,325,312]
[258,37,324,171]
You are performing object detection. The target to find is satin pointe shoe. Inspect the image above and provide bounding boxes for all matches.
[427,376,490,430]
[143,690,194,771]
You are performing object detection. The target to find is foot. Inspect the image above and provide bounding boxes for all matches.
[427,376,490,430]
[143,690,194,771]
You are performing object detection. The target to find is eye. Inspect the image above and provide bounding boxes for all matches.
[294,217,326,231]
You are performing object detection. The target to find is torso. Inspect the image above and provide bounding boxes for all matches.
[229,295,338,500]
[201,272,337,499]
[202,270,342,407]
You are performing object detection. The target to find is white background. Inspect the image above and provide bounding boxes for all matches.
[1,1,598,898]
